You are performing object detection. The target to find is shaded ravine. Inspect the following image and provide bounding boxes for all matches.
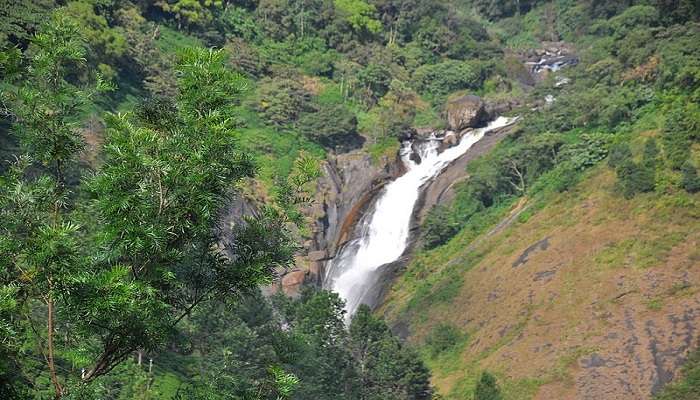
[322,117,517,319]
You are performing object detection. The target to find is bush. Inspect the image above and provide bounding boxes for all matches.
[608,5,659,38]
[255,77,311,126]
[297,102,362,151]
[421,205,461,249]
[413,60,485,101]
[681,161,700,193]
[654,348,700,400]
[616,159,655,198]
[608,142,632,169]
[474,371,503,400]
[663,102,700,169]
[560,133,611,171]
[425,323,464,357]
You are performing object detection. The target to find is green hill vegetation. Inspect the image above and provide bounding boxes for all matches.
[1,0,699,399]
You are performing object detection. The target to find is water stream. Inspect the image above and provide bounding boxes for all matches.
[323,117,517,319]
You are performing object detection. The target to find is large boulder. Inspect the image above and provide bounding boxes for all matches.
[281,270,307,298]
[446,95,486,131]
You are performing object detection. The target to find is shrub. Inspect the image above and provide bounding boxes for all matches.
[255,77,311,126]
[297,103,361,151]
[560,133,611,171]
[608,6,660,38]
[474,371,503,400]
[608,142,632,169]
[425,323,464,357]
[421,205,461,249]
[681,161,700,193]
[616,159,655,198]
[663,102,700,169]
[413,60,484,101]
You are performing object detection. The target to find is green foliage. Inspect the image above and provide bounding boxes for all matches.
[334,0,382,34]
[608,142,633,169]
[0,0,54,46]
[349,305,432,400]
[2,0,700,398]
[374,80,418,139]
[413,60,484,102]
[298,102,360,150]
[663,102,700,169]
[422,205,462,249]
[474,371,503,400]
[559,133,611,171]
[7,13,95,169]
[156,0,224,29]
[425,323,464,357]
[681,161,700,193]
[615,159,655,199]
[255,76,311,126]
[358,62,393,102]
[63,1,127,63]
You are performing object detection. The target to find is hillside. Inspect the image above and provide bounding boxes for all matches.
[2,1,700,399]
[382,164,700,398]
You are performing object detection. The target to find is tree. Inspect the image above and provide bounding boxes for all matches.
[298,102,361,150]
[0,0,54,47]
[334,0,382,35]
[422,205,460,249]
[413,60,485,103]
[255,76,311,126]
[615,159,655,198]
[115,6,178,98]
[608,142,633,169]
[642,137,660,168]
[681,161,700,193]
[156,0,224,29]
[349,305,432,400]
[78,47,296,384]
[374,79,417,139]
[0,14,106,397]
[474,371,502,400]
[663,102,700,169]
[278,289,358,400]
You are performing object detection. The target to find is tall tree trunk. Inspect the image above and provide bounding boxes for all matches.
[47,292,63,399]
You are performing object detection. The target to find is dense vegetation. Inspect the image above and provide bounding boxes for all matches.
[421,1,700,249]
[1,0,699,399]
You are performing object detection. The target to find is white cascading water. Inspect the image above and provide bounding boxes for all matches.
[325,116,517,319]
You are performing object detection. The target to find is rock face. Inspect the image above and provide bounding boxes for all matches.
[280,269,306,298]
[446,95,486,131]
[304,150,404,281]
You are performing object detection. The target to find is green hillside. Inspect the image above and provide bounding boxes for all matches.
[1,0,699,399]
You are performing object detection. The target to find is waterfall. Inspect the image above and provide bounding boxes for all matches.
[323,117,517,319]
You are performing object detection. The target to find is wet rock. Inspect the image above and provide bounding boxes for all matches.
[307,250,328,262]
[446,95,486,131]
[443,131,459,147]
[413,127,436,139]
[306,150,405,273]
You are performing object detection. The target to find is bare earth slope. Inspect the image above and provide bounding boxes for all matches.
[381,167,700,399]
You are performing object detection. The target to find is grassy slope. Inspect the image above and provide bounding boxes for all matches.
[381,134,700,399]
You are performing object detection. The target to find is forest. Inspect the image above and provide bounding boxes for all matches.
[1,0,699,399]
